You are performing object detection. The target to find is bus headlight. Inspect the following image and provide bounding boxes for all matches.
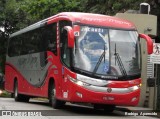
[67,75,90,86]
[76,81,83,86]
[129,85,140,91]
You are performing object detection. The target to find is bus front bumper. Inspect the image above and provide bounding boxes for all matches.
[65,76,140,106]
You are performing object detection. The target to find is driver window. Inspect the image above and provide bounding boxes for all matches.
[59,20,72,67]
[61,30,70,67]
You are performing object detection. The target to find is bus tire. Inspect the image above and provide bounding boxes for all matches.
[14,80,20,101]
[50,83,65,109]
[14,80,30,102]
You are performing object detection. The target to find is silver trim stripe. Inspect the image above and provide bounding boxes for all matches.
[83,85,139,94]
[68,74,140,94]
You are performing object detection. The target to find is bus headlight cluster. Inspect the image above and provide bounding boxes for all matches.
[67,75,90,86]
[129,85,140,91]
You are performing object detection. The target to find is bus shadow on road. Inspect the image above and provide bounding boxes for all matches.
[29,100,131,116]
[60,104,131,116]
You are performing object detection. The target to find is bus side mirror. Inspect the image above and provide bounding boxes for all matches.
[139,34,153,54]
[64,26,74,48]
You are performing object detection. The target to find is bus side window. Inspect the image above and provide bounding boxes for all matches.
[8,37,21,57]
[41,23,57,55]
[21,29,41,55]
[21,33,29,55]
[30,30,40,53]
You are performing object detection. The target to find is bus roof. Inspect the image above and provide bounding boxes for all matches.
[58,12,136,29]
[10,12,136,37]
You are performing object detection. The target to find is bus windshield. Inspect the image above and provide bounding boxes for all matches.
[73,26,141,78]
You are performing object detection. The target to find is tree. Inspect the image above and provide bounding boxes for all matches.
[80,0,160,35]
[0,0,7,73]
[21,0,81,24]
[0,0,28,73]
[149,0,160,37]
[80,0,151,15]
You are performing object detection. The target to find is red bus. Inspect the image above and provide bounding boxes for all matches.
[5,12,153,111]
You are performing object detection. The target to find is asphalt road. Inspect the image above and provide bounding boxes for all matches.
[0,98,159,119]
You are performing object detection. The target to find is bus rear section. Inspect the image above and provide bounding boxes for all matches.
[5,12,153,111]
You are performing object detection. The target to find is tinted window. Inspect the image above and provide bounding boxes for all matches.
[21,29,41,55]
[41,23,57,55]
[8,23,57,57]
[8,37,22,57]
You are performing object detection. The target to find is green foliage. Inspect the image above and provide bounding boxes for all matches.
[0,0,7,73]
[0,90,11,98]
[5,0,30,31]
[0,0,5,26]
[81,0,150,15]
[21,0,81,24]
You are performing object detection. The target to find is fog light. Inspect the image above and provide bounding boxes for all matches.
[76,92,83,98]
[131,97,137,102]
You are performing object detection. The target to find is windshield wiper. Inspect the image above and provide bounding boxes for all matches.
[114,43,127,76]
[92,44,106,75]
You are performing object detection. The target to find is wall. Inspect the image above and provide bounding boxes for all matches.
[116,13,157,108]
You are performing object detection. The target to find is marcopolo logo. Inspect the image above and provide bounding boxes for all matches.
[107,87,112,93]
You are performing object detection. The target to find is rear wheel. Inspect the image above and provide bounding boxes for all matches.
[14,80,30,102]
[49,82,65,109]
[14,81,20,101]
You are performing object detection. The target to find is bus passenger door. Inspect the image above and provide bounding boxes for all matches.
[59,20,72,99]
[60,29,71,99]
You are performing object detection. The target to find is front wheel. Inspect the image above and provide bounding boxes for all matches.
[49,83,65,109]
